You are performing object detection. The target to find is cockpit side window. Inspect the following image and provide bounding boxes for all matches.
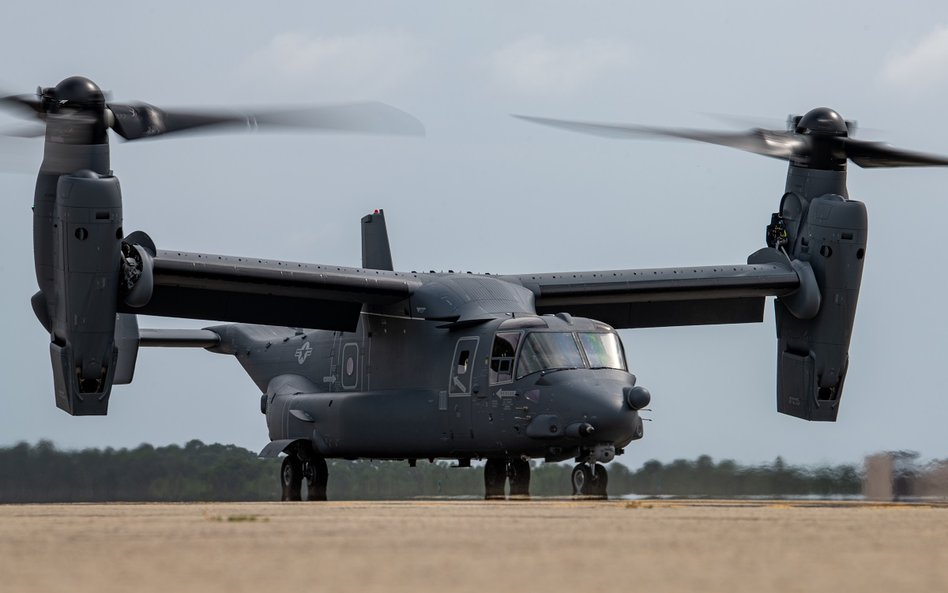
[489,331,521,384]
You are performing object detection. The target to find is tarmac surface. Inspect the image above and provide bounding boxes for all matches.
[1,499,946,593]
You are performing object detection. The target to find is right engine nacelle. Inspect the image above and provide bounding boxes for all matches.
[46,171,124,415]
[773,194,868,421]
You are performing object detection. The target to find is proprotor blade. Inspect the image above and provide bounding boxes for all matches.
[516,110,948,171]
[843,138,948,168]
[513,114,803,161]
[109,101,425,141]
[0,93,44,120]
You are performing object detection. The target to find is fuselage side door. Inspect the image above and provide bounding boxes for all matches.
[446,336,479,448]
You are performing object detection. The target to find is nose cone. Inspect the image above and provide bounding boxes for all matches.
[796,107,848,136]
[51,76,105,109]
[535,369,640,443]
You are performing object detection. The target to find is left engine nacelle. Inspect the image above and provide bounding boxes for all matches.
[46,171,124,415]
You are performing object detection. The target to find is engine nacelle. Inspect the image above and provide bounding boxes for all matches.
[47,171,124,415]
[773,193,868,421]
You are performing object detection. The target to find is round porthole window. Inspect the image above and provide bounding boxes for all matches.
[345,357,355,376]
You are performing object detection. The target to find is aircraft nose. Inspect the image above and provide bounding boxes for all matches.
[582,388,641,443]
[549,370,642,442]
[525,370,645,444]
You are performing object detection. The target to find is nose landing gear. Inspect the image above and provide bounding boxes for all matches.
[571,445,615,498]
[484,457,531,499]
[571,462,609,498]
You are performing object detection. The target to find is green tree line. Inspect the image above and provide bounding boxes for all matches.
[0,441,862,502]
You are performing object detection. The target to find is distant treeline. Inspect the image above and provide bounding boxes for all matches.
[0,440,862,502]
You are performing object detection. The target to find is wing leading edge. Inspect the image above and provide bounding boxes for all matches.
[503,250,801,329]
[120,250,422,331]
[122,244,801,332]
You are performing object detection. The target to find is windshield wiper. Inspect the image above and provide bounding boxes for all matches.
[540,367,578,376]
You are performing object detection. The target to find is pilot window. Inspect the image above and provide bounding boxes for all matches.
[514,331,627,379]
[578,332,627,370]
[489,331,521,384]
[516,332,585,379]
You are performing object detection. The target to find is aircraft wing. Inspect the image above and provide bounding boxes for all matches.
[503,249,802,329]
[119,249,421,331]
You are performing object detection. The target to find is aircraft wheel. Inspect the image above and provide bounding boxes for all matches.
[306,457,329,501]
[571,463,592,496]
[508,458,531,498]
[590,463,609,499]
[281,455,303,501]
[572,463,608,498]
[484,458,507,499]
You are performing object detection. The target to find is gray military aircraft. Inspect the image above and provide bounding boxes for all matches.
[5,76,948,500]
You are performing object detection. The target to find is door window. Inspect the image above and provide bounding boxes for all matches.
[449,337,479,395]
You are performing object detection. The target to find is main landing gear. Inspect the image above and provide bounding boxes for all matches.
[571,463,609,498]
[484,458,531,499]
[280,448,329,501]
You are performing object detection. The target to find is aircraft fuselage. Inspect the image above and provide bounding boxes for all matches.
[212,312,643,463]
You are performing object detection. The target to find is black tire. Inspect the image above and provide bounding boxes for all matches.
[281,455,303,501]
[484,458,507,499]
[590,463,609,499]
[508,458,531,498]
[571,463,592,496]
[306,456,329,501]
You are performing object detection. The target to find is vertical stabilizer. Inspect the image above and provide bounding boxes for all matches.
[361,209,394,271]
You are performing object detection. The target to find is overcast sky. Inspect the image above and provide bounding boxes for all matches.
[2,1,947,467]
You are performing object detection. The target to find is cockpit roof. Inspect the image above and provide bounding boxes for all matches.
[497,313,614,333]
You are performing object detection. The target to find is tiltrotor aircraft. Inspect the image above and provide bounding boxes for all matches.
[5,76,948,500]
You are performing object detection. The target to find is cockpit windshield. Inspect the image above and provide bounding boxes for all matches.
[515,331,627,379]
[578,332,626,370]
[517,333,586,378]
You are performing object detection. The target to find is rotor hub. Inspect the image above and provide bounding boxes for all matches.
[42,76,105,113]
[795,107,848,137]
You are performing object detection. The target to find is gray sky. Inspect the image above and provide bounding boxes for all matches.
[2,1,947,466]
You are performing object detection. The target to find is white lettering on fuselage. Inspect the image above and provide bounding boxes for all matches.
[496,389,517,398]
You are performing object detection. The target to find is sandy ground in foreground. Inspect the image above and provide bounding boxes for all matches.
[0,499,946,593]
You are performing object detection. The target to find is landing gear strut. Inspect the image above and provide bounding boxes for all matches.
[571,462,608,498]
[280,444,329,501]
[484,457,532,499]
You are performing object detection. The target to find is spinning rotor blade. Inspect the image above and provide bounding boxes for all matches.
[0,93,43,120]
[513,114,803,161]
[3,77,425,143]
[516,109,948,170]
[842,138,948,168]
[109,101,425,141]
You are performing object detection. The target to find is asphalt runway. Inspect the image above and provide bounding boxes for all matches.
[1,499,946,593]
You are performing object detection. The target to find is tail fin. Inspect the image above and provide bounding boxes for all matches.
[361,209,394,271]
